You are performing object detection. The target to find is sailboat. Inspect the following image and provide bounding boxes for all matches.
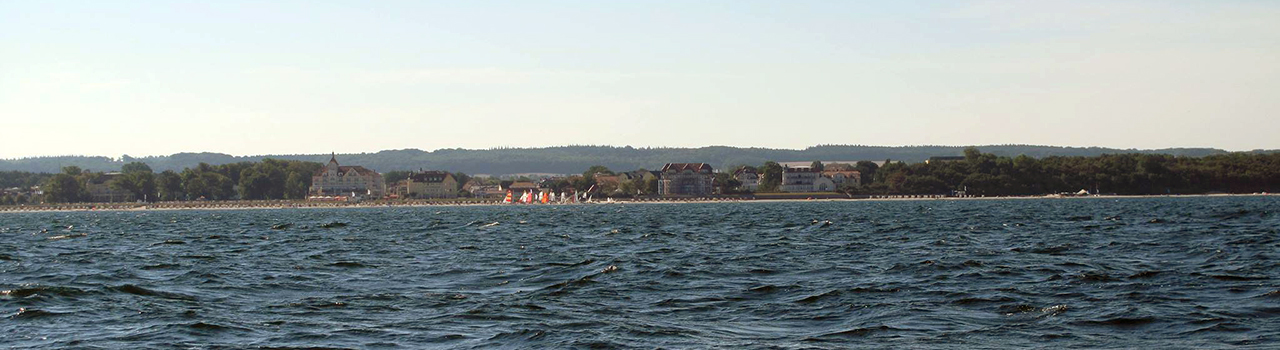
[541,191,550,204]
[503,190,513,204]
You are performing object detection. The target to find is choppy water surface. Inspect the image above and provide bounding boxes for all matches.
[2,197,1278,349]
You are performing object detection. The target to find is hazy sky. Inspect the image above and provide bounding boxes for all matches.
[2,1,1277,158]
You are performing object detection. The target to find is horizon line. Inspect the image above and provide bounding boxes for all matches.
[2,143,1267,162]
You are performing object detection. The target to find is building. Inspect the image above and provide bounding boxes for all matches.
[781,166,842,192]
[781,166,819,192]
[658,163,714,196]
[394,171,458,199]
[594,174,621,187]
[502,181,540,194]
[461,180,483,193]
[1,186,40,205]
[733,167,760,191]
[86,172,136,202]
[474,185,505,198]
[780,166,862,192]
[616,171,652,183]
[822,170,862,188]
[310,154,385,197]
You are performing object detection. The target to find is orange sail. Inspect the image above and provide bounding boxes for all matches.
[541,191,549,204]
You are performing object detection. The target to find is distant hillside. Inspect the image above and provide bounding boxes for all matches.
[0,145,1262,175]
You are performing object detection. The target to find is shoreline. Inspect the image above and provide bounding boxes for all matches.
[0,193,1272,213]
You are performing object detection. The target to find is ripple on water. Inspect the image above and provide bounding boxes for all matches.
[0,196,1278,348]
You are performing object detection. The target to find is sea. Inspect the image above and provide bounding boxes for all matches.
[1,196,1277,349]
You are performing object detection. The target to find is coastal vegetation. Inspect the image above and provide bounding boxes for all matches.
[35,160,323,203]
[6,148,1280,205]
[823,148,1280,196]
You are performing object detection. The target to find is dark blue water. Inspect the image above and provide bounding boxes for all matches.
[2,197,1278,349]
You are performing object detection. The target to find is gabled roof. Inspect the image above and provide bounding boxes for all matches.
[594,174,620,184]
[733,167,758,175]
[409,171,452,183]
[506,181,539,190]
[316,165,380,177]
[661,163,712,172]
[782,166,819,173]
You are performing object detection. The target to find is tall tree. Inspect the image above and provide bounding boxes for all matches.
[121,162,153,174]
[758,161,783,192]
[453,172,472,187]
[156,170,184,201]
[284,172,309,199]
[583,165,613,179]
[109,171,156,201]
[384,171,412,184]
[854,161,879,186]
[44,174,85,203]
[713,172,742,194]
[643,176,659,195]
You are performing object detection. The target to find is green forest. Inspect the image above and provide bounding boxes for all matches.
[809,148,1280,196]
[28,159,323,204]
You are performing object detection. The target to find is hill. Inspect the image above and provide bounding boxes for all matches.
[0,145,1260,175]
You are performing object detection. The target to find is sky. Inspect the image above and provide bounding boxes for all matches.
[2,0,1277,158]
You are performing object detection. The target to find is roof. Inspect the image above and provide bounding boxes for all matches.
[506,181,539,190]
[782,166,819,173]
[661,163,713,172]
[822,170,861,178]
[314,155,380,177]
[315,165,380,177]
[409,171,452,183]
[594,174,620,184]
[733,167,758,175]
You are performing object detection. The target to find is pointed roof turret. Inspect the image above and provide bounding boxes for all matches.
[329,152,338,165]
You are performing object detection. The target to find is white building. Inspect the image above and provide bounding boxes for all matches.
[822,170,862,188]
[781,166,838,192]
[310,154,385,197]
[733,167,760,191]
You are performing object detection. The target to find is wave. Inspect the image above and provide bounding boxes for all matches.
[1076,316,1157,327]
[8,307,66,319]
[1,285,92,298]
[110,284,197,301]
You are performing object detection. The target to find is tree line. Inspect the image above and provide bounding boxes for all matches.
[10,149,1280,204]
[803,148,1279,196]
[39,159,324,203]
